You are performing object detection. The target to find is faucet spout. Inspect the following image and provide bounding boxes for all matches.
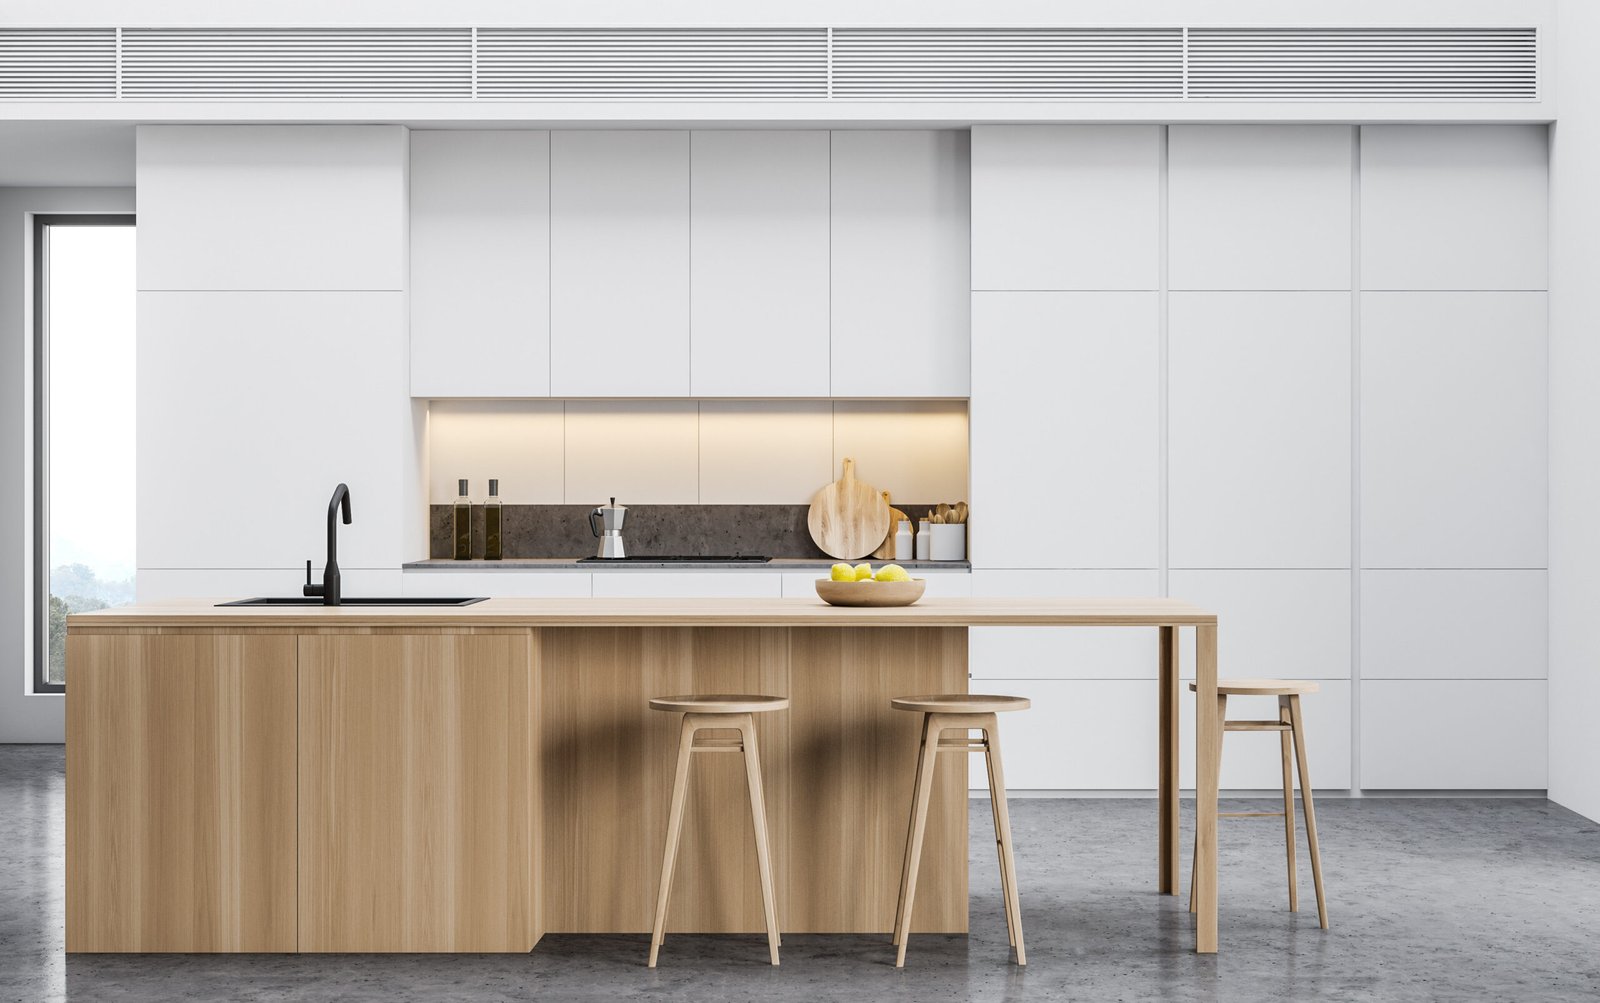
[304,483,352,605]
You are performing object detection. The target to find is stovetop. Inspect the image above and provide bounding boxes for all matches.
[577,555,772,564]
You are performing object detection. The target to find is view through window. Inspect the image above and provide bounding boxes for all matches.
[36,218,136,691]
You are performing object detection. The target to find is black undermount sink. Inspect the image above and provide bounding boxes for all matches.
[218,596,488,607]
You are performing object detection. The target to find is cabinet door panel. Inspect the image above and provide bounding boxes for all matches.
[410,130,551,396]
[298,633,537,952]
[1361,680,1546,789]
[66,634,297,952]
[831,130,970,396]
[550,131,690,395]
[690,130,830,396]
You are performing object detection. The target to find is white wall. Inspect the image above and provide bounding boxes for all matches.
[134,125,422,604]
[0,186,134,742]
[971,124,1548,792]
[1549,0,1600,824]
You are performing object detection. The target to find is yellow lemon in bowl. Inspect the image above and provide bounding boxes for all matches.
[874,564,911,582]
[830,563,856,583]
[854,563,874,581]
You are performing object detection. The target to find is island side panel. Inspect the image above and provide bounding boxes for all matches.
[786,626,969,935]
[540,626,790,934]
[539,624,966,935]
[66,632,298,952]
[297,630,536,952]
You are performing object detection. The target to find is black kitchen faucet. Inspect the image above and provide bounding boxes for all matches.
[303,483,351,606]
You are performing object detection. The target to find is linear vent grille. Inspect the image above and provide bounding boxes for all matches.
[0,29,117,100]
[1186,28,1539,101]
[476,28,828,100]
[830,28,1185,100]
[0,25,1542,103]
[119,28,473,100]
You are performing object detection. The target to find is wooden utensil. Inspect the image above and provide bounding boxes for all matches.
[954,502,968,524]
[808,458,892,560]
[815,578,926,607]
[872,490,911,560]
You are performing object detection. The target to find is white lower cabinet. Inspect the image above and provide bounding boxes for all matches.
[970,570,1161,681]
[967,680,1158,791]
[591,572,782,599]
[1180,680,1352,790]
[400,571,591,598]
[1360,680,1547,789]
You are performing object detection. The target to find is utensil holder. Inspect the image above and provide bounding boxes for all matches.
[929,523,966,561]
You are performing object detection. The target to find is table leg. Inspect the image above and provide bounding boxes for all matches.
[1194,623,1219,954]
[1158,625,1180,894]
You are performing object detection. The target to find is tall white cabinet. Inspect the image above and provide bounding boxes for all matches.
[136,125,416,598]
[969,123,1547,792]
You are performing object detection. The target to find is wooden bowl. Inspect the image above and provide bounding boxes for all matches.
[814,578,926,608]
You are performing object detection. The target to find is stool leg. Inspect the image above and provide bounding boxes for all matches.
[1279,696,1298,913]
[1190,693,1227,914]
[892,712,933,946]
[649,715,698,967]
[983,714,1025,966]
[894,714,943,968]
[738,713,781,966]
[1287,695,1328,929]
[981,728,1014,949]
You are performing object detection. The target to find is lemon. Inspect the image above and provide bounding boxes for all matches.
[874,564,911,582]
[830,563,856,583]
[854,562,874,581]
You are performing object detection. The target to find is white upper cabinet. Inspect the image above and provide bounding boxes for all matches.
[1361,125,1549,291]
[971,125,1160,291]
[549,131,691,396]
[137,125,407,292]
[689,131,830,397]
[1168,125,1353,291]
[410,131,551,398]
[830,131,971,397]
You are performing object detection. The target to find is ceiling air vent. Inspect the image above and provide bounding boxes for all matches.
[829,28,1185,100]
[0,29,117,100]
[1185,28,1539,101]
[118,28,473,100]
[476,28,829,100]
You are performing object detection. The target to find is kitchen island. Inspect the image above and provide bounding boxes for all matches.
[65,596,1220,954]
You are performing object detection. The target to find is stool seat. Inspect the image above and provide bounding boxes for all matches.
[890,694,1031,714]
[648,694,790,714]
[1188,679,1320,697]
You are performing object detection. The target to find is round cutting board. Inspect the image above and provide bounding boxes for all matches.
[808,458,892,560]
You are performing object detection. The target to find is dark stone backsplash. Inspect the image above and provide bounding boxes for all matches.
[429,504,948,560]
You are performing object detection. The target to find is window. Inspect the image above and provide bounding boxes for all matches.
[33,215,136,693]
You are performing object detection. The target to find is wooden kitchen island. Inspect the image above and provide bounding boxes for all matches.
[65,597,1220,955]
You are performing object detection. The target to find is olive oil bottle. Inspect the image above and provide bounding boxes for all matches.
[452,479,473,560]
[484,479,504,561]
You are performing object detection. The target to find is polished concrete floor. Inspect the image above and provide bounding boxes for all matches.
[3,744,1598,1002]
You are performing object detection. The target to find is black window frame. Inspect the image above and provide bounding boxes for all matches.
[32,213,136,695]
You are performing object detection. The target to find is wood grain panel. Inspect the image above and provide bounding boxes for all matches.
[297,632,536,952]
[66,633,297,952]
[787,627,968,934]
[540,625,966,934]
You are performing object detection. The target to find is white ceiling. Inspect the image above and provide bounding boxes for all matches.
[0,122,133,186]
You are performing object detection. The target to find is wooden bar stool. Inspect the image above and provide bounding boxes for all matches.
[647,694,788,968]
[890,694,1031,968]
[1188,679,1328,929]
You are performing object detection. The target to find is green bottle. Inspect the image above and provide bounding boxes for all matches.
[452,479,472,560]
[484,479,503,561]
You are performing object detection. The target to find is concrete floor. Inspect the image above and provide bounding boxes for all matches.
[3,745,1598,1003]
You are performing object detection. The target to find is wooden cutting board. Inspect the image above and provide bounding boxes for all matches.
[808,458,891,561]
[872,490,911,560]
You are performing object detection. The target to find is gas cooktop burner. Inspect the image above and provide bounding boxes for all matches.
[578,555,771,563]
